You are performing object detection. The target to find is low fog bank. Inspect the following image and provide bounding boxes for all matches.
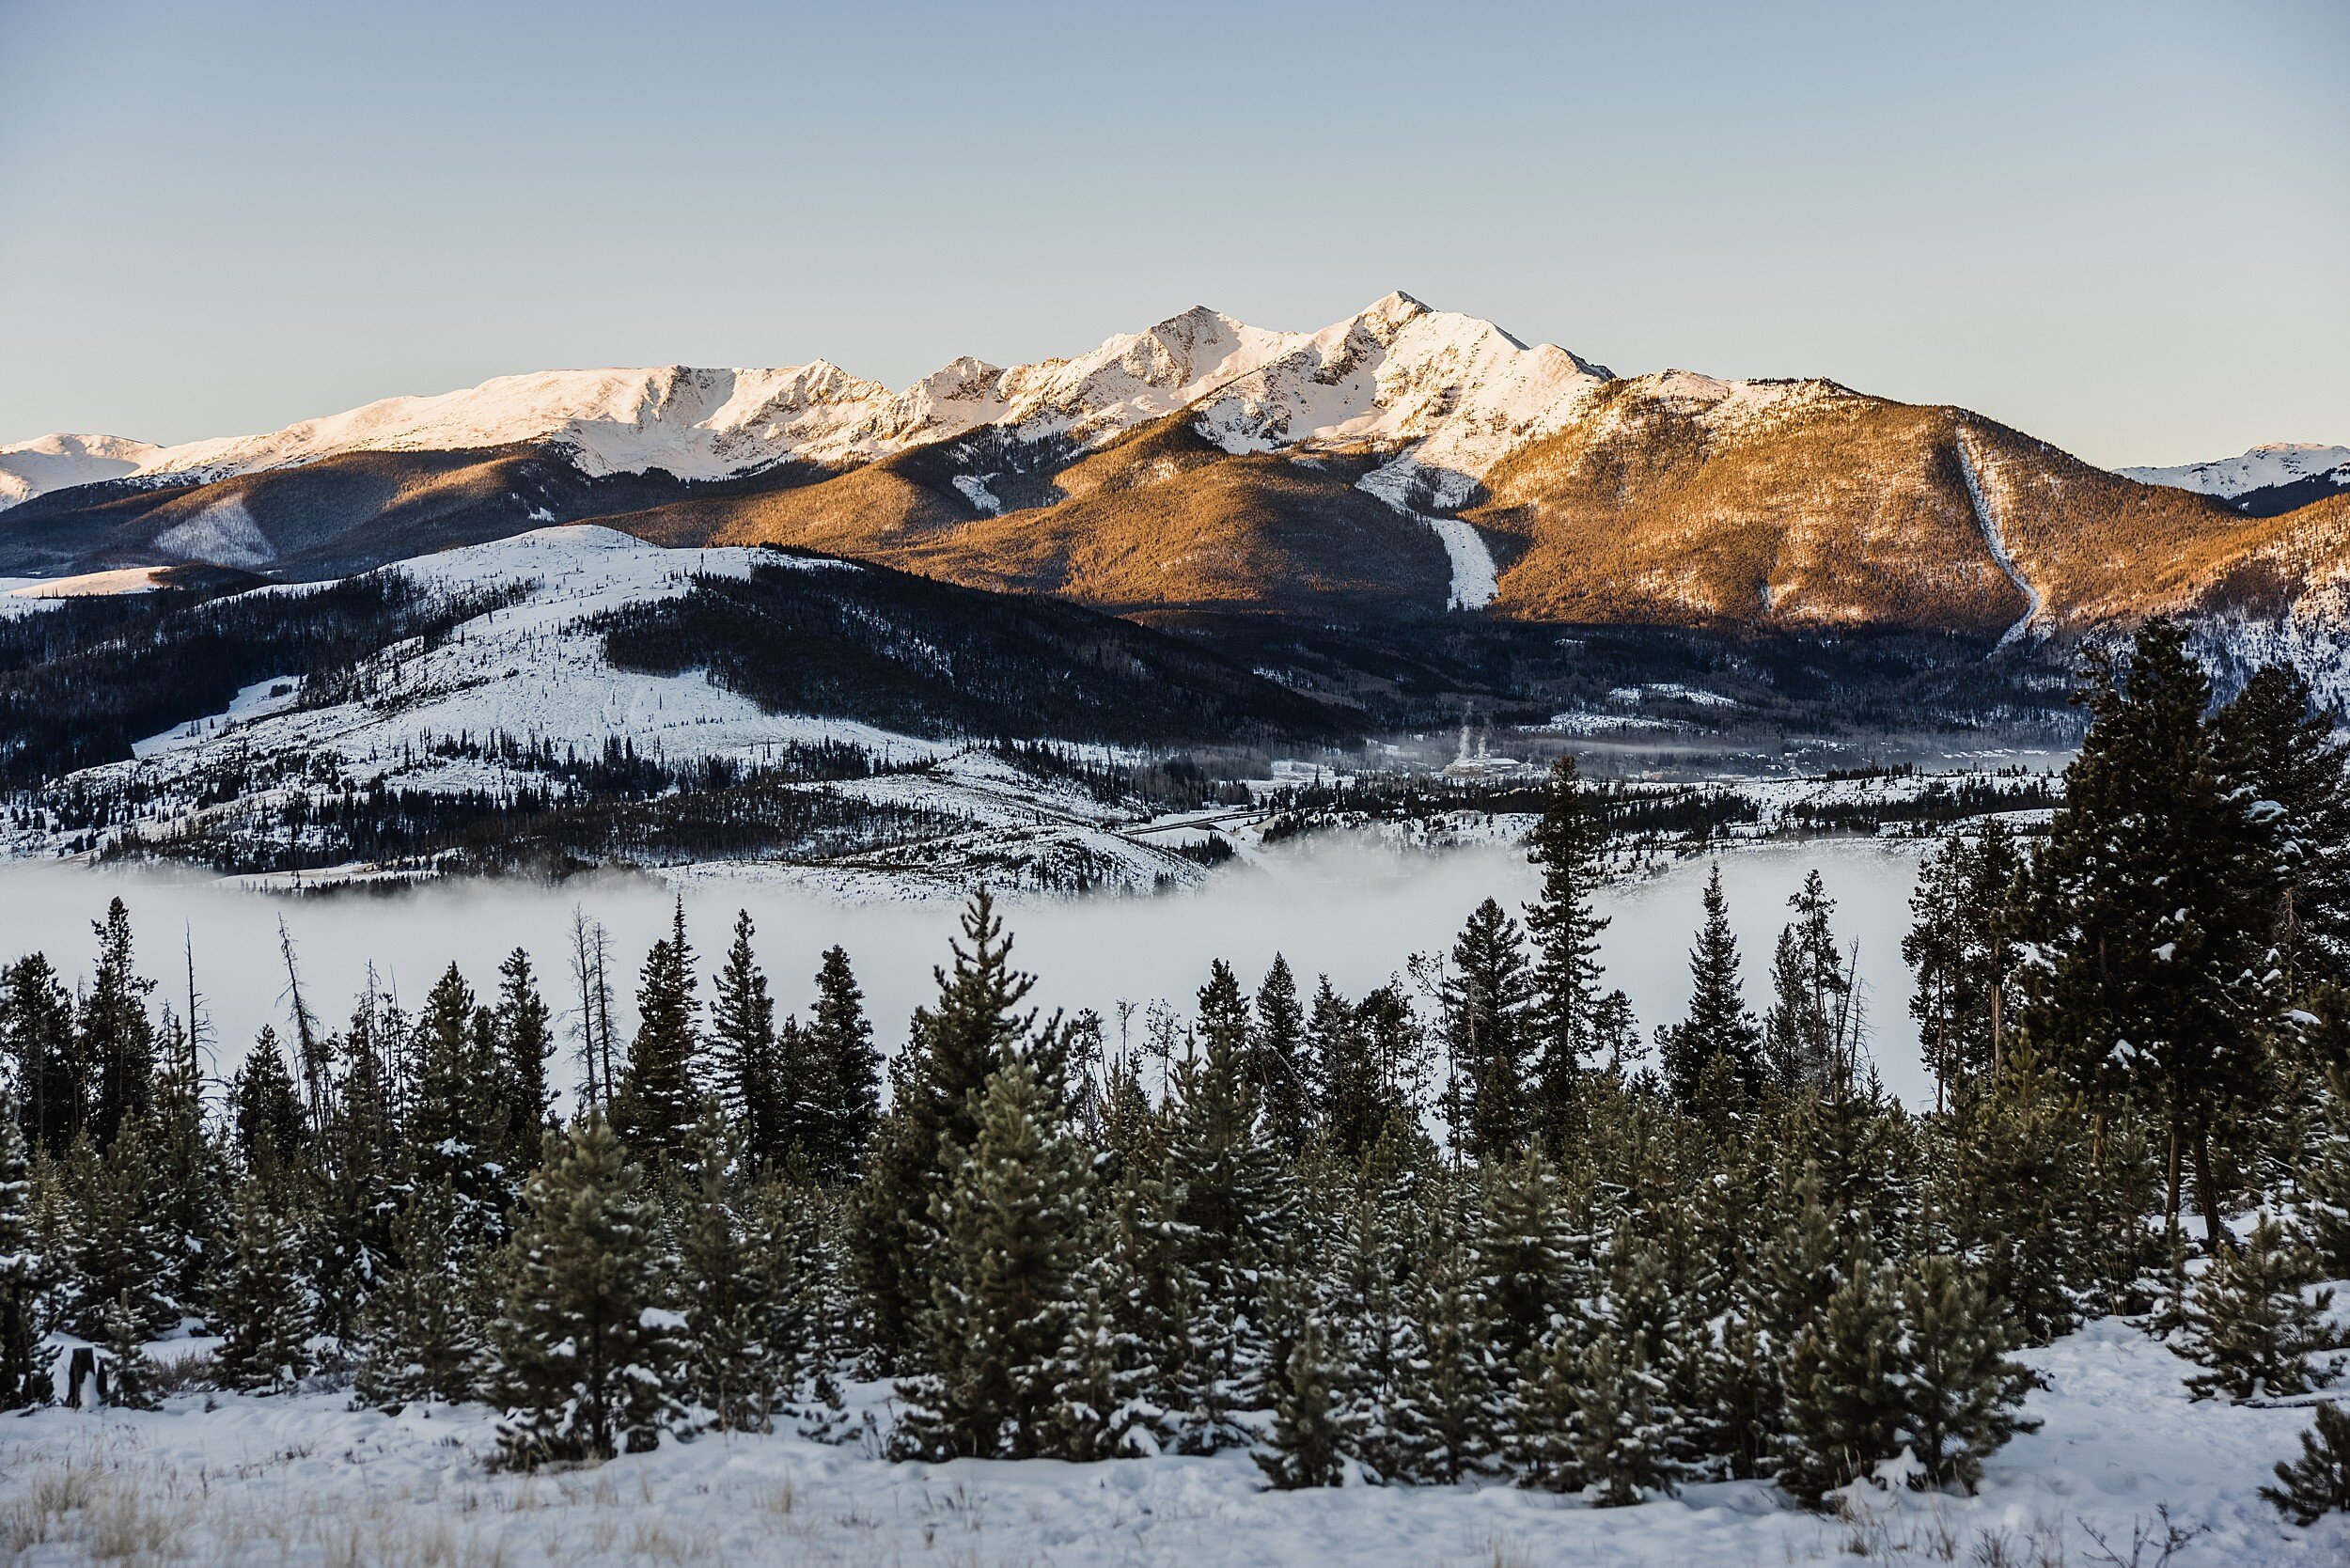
[0,837,1933,1106]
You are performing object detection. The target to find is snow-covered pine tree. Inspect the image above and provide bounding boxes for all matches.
[79,899,157,1151]
[2172,1215,2342,1403]
[853,890,1038,1365]
[1895,1255,2039,1493]
[1524,756,1610,1143]
[0,1109,46,1409]
[1904,823,2024,1103]
[1,953,80,1158]
[801,946,881,1183]
[1763,872,1856,1097]
[354,1180,483,1411]
[1478,1148,1575,1382]
[674,1107,810,1432]
[1934,1047,2089,1344]
[708,910,789,1175]
[1162,978,1297,1451]
[2215,661,2350,996]
[1440,898,1535,1160]
[1777,1253,1906,1507]
[2263,1399,2350,1526]
[99,1290,159,1410]
[410,964,509,1247]
[487,1111,683,1466]
[1255,1314,1355,1488]
[1390,1228,1502,1482]
[2297,1059,2350,1278]
[895,1053,1091,1459]
[144,1019,226,1319]
[1655,864,1764,1111]
[1568,1325,1678,1506]
[1041,1259,1157,1460]
[228,1026,305,1173]
[53,1125,175,1340]
[212,1180,315,1393]
[2020,619,2273,1249]
[612,901,701,1170]
[1323,1149,1422,1481]
[1250,954,1312,1156]
[490,947,556,1173]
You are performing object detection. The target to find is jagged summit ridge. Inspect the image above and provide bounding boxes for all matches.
[0,295,1616,510]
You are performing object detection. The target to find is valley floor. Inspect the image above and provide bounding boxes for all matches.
[1,1316,2340,1568]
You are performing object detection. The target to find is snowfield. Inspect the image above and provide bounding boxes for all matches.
[1,1315,2341,1567]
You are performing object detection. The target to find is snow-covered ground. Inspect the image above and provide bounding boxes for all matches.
[1,1314,2339,1567]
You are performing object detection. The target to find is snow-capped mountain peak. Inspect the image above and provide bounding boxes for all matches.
[0,297,1620,512]
[2121,442,2350,499]
[0,432,162,507]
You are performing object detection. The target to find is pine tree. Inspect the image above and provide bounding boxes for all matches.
[2299,1065,2350,1277]
[1391,1234,1502,1482]
[1935,1048,2091,1344]
[1569,1325,1679,1505]
[2216,662,2350,996]
[487,1112,683,1466]
[854,891,1049,1365]
[1479,1149,1574,1378]
[2172,1215,2342,1403]
[0,1110,47,1409]
[1041,1264,1157,1461]
[1255,1316,1354,1488]
[1656,864,1763,1109]
[1164,993,1296,1450]
[2021,619,2274,1247]
[229,1026,305,1170]
[410,964,507,1245]
[1778,1254,1906,1507]
[354,1181,483,1411]
[895,1054,1092,1459]
[140,1023,224,1320]
[212,1183,315,1393]
[490,948,555,1172]
[53,1125,175,1340]
[79,900,156,1149]
[1441,898,1535,1160]
[708,911,789,1174]
[2263,1400,2350,1526]
[1896,1256,2039,1493]
[1904,823,2024,1104]
[799,945,879,1181]
[674,1108,808,1432]
[1250,954,1312,1157]
[1763,872,1857,1096]
[1524,756,1610,1140]
[613,899,700,1168]
[1,953,80,1158]
[99,1290,160,1410]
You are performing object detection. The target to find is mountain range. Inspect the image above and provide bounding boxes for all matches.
[4,291,2346,699]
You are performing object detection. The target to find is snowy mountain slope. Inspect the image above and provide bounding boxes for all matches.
[0,294,1610,511]
[2123,442,2350,498]
[0,432,159,506]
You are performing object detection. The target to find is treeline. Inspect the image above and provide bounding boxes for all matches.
[0,574,526,787]
[596,556,1357,749]
[0,619,2345,1522]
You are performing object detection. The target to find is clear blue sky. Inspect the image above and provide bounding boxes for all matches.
[2,0,2343,468]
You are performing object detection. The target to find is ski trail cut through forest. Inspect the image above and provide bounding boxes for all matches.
[1958,428,2040,652]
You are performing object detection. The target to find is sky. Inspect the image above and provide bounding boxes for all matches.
[2,0,2344,469]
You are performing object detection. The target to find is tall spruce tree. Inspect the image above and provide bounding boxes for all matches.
[1524,756,1610,1141]
[1763,872,1858,1096]
[2023,619,2275,1247]
[674,1108,807,1432]
[212,1179,316,1393]
[487,1112,683,1465]
[1250,955,1312,1157]
[1441,899,1535,1160]
[0,1110,45,1409]
[799,945,879,1181]
[613,900,700,1169]
[853,890,1044,1365]
[1,953,79,1157]
[708,911,789,1174]
[229,1026,304,1172]
[1655,865,1763,1109]
[410,964,507,1245]
[1904,823,2025,1105]
[491,948,555,1172]
[2215,662,2350,996]
[79,900,156,1149]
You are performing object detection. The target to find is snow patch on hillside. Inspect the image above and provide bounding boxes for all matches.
[1957,430,2042,651]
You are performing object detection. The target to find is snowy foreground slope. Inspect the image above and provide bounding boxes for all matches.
[1,1318,2341,1567]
